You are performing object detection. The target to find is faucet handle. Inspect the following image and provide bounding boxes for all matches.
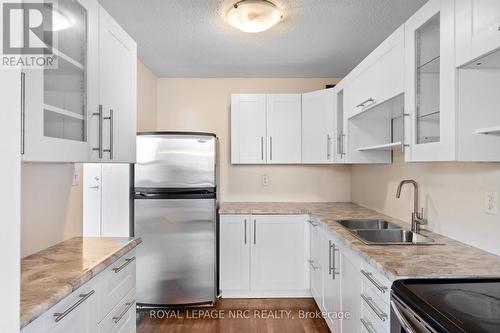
[416,208,427,224]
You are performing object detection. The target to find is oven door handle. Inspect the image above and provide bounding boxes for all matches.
[390,300,417,333]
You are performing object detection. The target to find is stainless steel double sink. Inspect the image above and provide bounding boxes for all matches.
[336,219,435,245]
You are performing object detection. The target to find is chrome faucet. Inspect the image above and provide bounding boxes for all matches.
[396,180,427,233]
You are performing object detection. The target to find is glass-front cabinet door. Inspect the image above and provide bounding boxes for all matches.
[22,0,98,162]
[404,0,456,161]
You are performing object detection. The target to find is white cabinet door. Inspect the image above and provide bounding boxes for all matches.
[339,242,362,333]
[220,215,251,292]
[302,90,335,164]
[231,94,267,164]
[251,215,307,291]
[334,85,348,163]
[309,220,323,306]
[93,6,137,163]
[266,94,302,164]
[101,164,130,236]
[83,164,102,237]
[22,0,99,162]
[348,26,404,118]
[322,231,342,333]
[456,0,500,67]
[404,0,456,161]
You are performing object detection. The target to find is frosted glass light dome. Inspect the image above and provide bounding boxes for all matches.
[226,0,283,33]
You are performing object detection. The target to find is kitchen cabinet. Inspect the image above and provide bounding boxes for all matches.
[231,94,267,164]
[219,214,309,297]
[347,26,404,119]
[219,215,251,291]
[83,164,131,237]
[266,94,302,164]
[23,250,137,333]
[91,6,137,163]
[404,0,456,161]
[302,89,335,164]
[334,84,348,163]
[456,0,500,67]
[22,0,99,162]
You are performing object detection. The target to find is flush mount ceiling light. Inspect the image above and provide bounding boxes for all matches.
[226,0,284,33]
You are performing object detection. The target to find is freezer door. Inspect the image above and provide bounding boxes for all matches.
[134,198,216,306]
[135,134,216,188]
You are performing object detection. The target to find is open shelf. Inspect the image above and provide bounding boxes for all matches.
[475,126,500,135]
[358,142,402,152]
[43,104,85,120]
[52,48,84,70]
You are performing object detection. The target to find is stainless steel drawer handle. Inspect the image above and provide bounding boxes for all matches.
[113,300,135,324]
[308,259,319,271]
[326,134,331,160]
[253,219,257,245]
[260,137,264,161]
[244,219,247,245]
[360,318,376,333]
[308,219,319,227]
[53,290,95,323]
[361,293,387,322]
[112,257,136,273]
[329,241,340,279]
[361,269,388,294]
[357,97,375,108]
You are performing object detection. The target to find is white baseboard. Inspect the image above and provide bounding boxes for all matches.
[221,289,312,298]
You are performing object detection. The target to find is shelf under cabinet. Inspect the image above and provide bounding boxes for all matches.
[475,126,500,135]
[358,142,402,152]
[44,104,85,120]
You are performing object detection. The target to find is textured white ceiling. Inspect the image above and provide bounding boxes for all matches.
[99,0,427,77]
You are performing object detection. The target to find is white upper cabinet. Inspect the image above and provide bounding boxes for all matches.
[347,26,404,118]
[22,0,99,162]
[456,0,500,67]
[231,94,267,164]
[91,6,137,163]
[266,94,302,164]
[302,89,335,164]
[404,0,456,161]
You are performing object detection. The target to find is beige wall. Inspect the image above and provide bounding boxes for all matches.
[156,78,352,202]
[352,151,500,255]
[137,60,157,132]
[21,163,83,257]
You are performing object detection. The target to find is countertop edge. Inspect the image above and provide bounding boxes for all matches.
[20,237,142,329]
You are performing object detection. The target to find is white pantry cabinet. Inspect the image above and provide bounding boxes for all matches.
[22,0,99,162]
[266,94,302,164]
[83,164,131,237]
[455,0,500,67]
[302,89,335,164]
[90,6,137,163]
[219,214,310,297]
[404,0,456,161]
[231,94,267,164]
[347,26,404,119]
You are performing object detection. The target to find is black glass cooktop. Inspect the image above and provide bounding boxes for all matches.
[392,278,500,333]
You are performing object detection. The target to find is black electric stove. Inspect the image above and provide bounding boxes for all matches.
[391,278,500,333]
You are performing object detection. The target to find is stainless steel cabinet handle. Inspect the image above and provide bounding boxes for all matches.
[88,186,100,190]
[308,219,319,227]
[253,219,256,245]
[244,219,247,245]
[329,240,339,279]
[356,97,375,108]
[308,259,319,271]
[361,294,387,321]
[361,269,388,294]
[113,300,135,324]
[390,300,416,333]
[53,290,95,323]
[401,108,411,153]
[92,105,103,159]
[341,133,346,157]
[103,109,114,160]
[260,137,264,161]
[337,134,341,157]
[327,134,331,160]
[360,318,376,333]
[112,257,136,273]
[20,71,25,155]
[270,136,273,161]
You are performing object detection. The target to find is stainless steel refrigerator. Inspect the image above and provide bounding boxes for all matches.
[133,132,218,308]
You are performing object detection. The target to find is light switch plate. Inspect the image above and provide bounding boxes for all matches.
[485,192,498,215]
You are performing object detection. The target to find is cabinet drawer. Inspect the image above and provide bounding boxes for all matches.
[99,288,136,333]
[361,288,390,332]
[361,302,386,333]
[98,250,136,321]
[361,262,391,305]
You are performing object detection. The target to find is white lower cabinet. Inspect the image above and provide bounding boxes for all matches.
[220,214,309,297]
[23,250,137,333]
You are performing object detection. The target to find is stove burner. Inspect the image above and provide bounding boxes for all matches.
[440,289,500,322]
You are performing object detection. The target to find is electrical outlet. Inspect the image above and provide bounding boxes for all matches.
[485,192,498,215]
[262,175,269,187]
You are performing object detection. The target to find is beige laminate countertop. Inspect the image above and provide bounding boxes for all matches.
[21,237,142,328]
[219,202,500,281]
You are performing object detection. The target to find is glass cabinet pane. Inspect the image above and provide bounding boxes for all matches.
[43,0,87,142]
[415,13,440,144]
